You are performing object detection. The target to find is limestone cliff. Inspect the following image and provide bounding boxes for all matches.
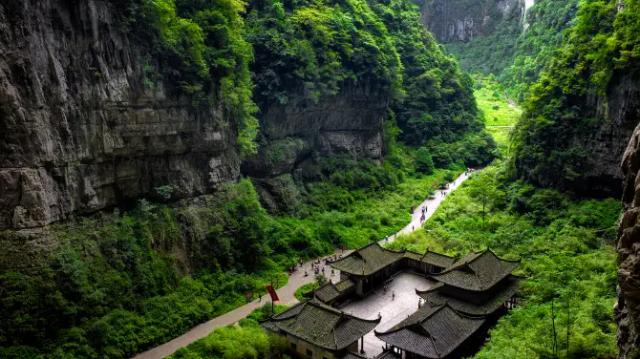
[0,0,240,230]
[574,71,640,196]
[514,70,640,197]
[420,0,525,43]
[242,83,388,212]
[618,120,640,359]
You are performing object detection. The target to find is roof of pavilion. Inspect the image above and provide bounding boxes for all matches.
[315,278,355,303]
[261,299,380,351]
[430,249,519,292]
[330,242,404,276]
[331,243,456,276]
[375,304,485,359]
[417,275,520,316]
[403,250,456,269]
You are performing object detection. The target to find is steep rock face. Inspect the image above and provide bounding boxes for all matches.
[421,0,525,43]
[576,72,640,196]
[618,124,640,358]
[0,0,240,230]
[242,84,387,212]
[515,70,640,197]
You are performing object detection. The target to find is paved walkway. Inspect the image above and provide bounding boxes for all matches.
[133,256,342,359]
[133,171,471,359]
[381,170,472,245]
[340,272,435,357]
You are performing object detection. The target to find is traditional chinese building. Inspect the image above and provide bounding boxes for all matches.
[329,243,455,296]
[375,249,520,358]
[261,299,380,359]
[417,249,520,317]
[375,303,486,359]
[265,245,520,359]
[314,278,356,305]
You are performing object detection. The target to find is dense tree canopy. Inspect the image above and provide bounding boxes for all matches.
[512,0,640,192]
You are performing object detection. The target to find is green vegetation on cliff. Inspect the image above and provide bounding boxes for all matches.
[502,0,580,100]
[435,0,579,102]
[370,0,483,146]
[245,0,485,149]
[246,0,403,106]
[132,0,259,154]
[443,5,523,76]
[512,0,640,193]
[0,149,470,358]
[133,0,487,157]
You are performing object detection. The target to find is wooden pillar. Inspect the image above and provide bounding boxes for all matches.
[360,336,364,353]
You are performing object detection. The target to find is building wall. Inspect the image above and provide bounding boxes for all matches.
[284,334,359,359]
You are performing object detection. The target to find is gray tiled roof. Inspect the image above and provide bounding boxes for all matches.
[375,304,485,358]
[262,299,380,351]
[315,283,340,303]
[315,279,354,303]
[431,250,519,291]
[418,275,520,316]
[331,243,403,276]
[336,278,355,291]
[404,250,456,268]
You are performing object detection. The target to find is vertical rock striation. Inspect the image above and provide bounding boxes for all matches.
[0,0,240,230]
[618,121,640,359]
[421,0,525,43]
[242,83,388,212]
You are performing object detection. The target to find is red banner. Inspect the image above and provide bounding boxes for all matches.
[266,284,279,302]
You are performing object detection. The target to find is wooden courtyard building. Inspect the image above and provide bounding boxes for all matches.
[263,244,520,359]
[375,304,485,359]
[417,250,521,318]
[261,299,379,359]
[375,249,521,358]
[329,243,456,297]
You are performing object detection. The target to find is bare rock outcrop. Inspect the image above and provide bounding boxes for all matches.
[0,0,240,230]
[421,0,525,43]
[242,83,388,212]
[618,122,640,359]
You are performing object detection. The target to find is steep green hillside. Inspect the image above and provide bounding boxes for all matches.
[502,0,580,100]
[371,0,483,146]
[132,0,259,154]
[423,0,579,101]
[245,0,486,148]
[443,11,523,76]
[512,0,640,195]
[246,0,403,107]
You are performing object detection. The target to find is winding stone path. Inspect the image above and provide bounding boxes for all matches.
[132,171,471,359]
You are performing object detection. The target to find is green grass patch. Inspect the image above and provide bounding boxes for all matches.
[473,75,520,154]
[294,282,321,301]
[169,304,290,359]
